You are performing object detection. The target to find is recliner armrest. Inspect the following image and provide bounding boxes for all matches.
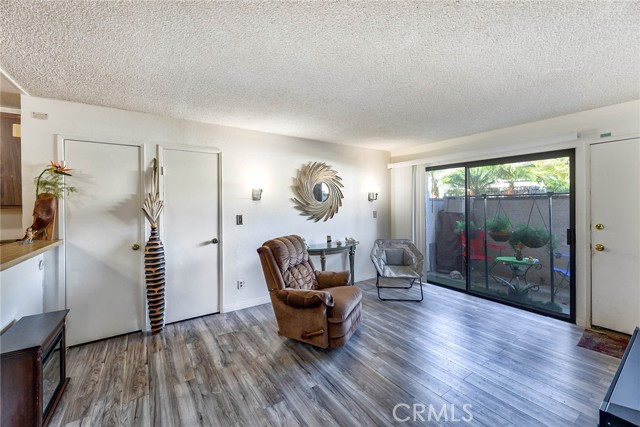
[315,271,351,288]
[274,289,334,308]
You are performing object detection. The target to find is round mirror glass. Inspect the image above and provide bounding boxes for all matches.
[313,182,330,202]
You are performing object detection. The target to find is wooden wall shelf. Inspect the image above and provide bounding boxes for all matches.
[0,240,63,272]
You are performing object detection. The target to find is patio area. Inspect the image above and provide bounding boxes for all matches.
[427,263,571,316]
[425,189,572,317]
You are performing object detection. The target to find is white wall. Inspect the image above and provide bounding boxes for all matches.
[390,100,640,164]
[0,255,44,331]
[18,96,390,318]
[388,100,640,329]
[390,167,413,239]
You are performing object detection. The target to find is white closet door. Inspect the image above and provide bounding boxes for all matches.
[64,139,144,346]
[161,147,220,323]
[591,137,640,334]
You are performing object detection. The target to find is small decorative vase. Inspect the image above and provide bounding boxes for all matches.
[23,193,57,241]
[145,223,166,334]
[515,249,524,261]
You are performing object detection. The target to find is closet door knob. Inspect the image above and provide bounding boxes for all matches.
[211,238,219,244]
[132,243,141,251]
[594,244,605,252]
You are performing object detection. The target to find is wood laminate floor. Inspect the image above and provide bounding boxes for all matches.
[49,280,619,427]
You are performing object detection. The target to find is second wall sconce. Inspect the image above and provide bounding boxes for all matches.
[252,189,263,201]
[368,192,378,202]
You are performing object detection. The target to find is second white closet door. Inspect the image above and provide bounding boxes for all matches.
[161,147,220,323]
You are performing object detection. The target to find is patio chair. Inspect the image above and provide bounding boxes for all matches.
[553,252,571,296]
[370,239,424,302]
[461,231,506,274]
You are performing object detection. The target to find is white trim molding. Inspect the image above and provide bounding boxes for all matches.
[389,132,578,169]
[222,295,271,313]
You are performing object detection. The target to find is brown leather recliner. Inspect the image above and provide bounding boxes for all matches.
[257,235,362,349]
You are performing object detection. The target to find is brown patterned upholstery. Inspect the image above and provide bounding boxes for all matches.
[258,235,362,349]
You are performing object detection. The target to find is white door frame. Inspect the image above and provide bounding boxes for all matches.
[156,143,224,317]
[56,134,147,331]
[587,134,640,331]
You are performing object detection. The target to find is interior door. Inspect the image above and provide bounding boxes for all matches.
[591,137,640,334]
[63,139,144,346]
[160,146,220,323]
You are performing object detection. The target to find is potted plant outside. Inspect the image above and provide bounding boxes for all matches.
[486,215,512,242]
[508,224,549,249]
[455,219,481,238]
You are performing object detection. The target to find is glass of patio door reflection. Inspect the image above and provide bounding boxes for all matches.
[425,167,466,290]
[471,158,573,319]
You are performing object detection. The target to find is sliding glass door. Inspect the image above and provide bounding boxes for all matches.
[425,151,574,321]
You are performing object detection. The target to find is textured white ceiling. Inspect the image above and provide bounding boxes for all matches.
[1,1,639,152]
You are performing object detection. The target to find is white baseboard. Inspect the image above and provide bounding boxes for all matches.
[222,295,271,313]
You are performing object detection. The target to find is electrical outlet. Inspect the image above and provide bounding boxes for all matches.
[373,210,377,219]
[237,279,245,289]
[236,214,243,225]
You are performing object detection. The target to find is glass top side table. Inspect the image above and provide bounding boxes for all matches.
[307,242,358,285]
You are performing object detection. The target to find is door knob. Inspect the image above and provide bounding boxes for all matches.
[131,243,140,251]
[595,224,605,230]
[594,243,605,252]
[211,238,219,244]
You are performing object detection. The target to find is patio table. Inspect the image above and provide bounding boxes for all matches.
[490,256,543,293]
[307,242,358,285]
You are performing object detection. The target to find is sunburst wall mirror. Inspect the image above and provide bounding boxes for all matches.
[292,162,344,222]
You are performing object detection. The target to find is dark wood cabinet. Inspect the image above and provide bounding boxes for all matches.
[1,310,70,427]
[599,327,640,427]
[0,112,22,206]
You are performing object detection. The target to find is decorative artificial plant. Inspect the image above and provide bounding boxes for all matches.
[142,159,166,335]
[34,161,75,198]
[22,161,75,242]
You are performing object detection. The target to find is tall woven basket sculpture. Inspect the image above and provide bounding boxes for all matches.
[142,159,166,334]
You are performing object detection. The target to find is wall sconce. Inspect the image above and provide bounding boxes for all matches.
[252,189,263,201]
[368,192,378,202]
